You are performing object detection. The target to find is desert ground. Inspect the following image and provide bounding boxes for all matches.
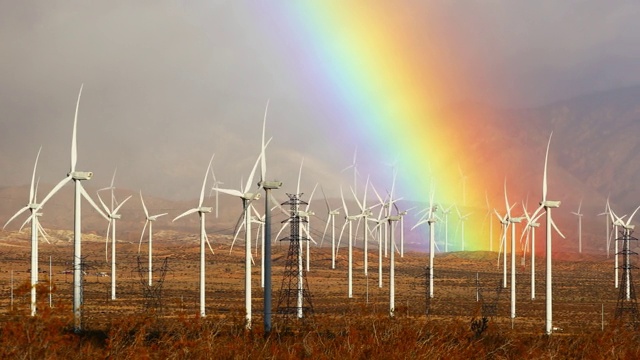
[0,229,638,358]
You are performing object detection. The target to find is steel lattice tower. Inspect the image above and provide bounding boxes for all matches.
[615,227,639,327]
[276,193,314,320]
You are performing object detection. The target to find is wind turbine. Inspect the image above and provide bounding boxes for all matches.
[32,85,108,332]
[455,205,472,251]
[352,177,372,275]
[96,184,132,301]
[610,206,640,301]
[173,153,215,318]
[504,179,523,321]
[213,147,265,329]
[293,159,318,272]
[521,203,543,300]
[255,100,282,335]
[341,147,359,195]
[494,209,511,289]
[441,205,453,252]
[598,198,612,257]
[481,192,494,252]
[3,147,49,316]
[385,170,400,317]
[338,186,358,298]
[320,186,340,270]
[139,191,168,287]
[209,166,224,218]
[530,133,565,335]
[571,199,584,254]
[610,211,626,289]
[412,184,439,298]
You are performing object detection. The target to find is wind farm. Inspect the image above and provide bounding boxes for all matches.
[2,1,640,358]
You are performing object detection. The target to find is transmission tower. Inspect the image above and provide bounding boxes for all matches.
[137,256,170,314]
[615,226,639,327]
[276,193,314,322]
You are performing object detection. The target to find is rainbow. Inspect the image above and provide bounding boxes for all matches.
[253,3,508,251]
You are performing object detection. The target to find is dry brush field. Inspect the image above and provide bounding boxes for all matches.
[0,230,639,358]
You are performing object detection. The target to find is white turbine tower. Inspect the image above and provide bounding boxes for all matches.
[96,185,131,301]
[530,133,565,335]
[138,191,168,287]
[571,199,584,254]
[412,184,439,298]
[494,208,511,289]
[320,186,340,270]
[173,153,215,318]
[3,147,49,316]
[385,171,400,317]
[611,211,626,289]
[33,85,108,332]
[213,148,265,329]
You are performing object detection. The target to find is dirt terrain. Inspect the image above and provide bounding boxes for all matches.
[0,228,625,335]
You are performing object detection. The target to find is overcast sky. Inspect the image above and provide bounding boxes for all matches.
[1,1,639,202]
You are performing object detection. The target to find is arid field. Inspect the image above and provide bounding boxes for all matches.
[0,230,638,358]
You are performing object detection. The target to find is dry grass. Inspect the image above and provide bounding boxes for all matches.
[0,233,638,358]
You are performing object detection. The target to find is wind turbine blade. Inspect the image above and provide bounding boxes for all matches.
[214,188,244,198]
[577,199,583,214]
[337,221,348,254]
[173,208,199,222]
[140,191,149,218]
[199,153,215,208]
[625,205,640,227]
[154,213,168,219]
[29,146,42,203]
[296,158,304,195]
[138,220,149,253]
[71,84,83,173]
[274,221,289,243]
[205,231,214,255]
[245,137,272,194]
[260,99,269,182]
[80,183,109,221]
[113,195,132,214]
[504,178,510,218]
[350,186,363,211]
[97,192,111,215]
[370,183,384,206]
[306,183,318,211]
[3,207,29,230]
[321,185,331,213]
[542,132,553,201]
[411,219,428,231]
[550,217,565,239]
[301,225,317,245]
[320,216,331,247]
[105,219,112,262]
[37,222,50,244]
[230,214,246,253]
[340,186,349,217]
[35,176,72,214]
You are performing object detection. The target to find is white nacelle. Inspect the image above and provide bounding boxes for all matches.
[70,171,93,180]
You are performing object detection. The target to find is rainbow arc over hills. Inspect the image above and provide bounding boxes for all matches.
[253,3,519,251]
